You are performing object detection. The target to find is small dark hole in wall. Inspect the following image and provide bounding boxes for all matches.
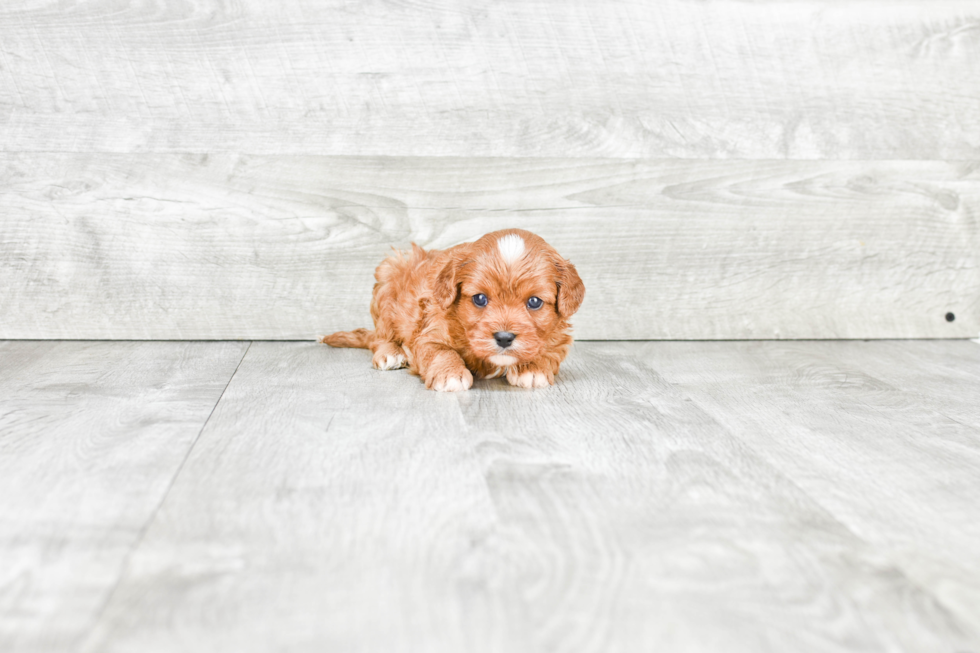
[946,312,956,322]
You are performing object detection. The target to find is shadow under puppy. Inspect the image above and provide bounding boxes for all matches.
[320,228,585,391]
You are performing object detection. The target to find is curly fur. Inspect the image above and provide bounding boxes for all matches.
[319,229,585,392]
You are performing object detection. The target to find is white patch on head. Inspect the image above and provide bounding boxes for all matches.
[497,234,526,264]
[489,354,518,366]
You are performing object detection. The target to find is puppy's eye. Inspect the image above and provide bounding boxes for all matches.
[526,296,543,310]
[472,293,488,307]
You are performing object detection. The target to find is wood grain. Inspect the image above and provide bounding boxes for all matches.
[77,341,980,653]
[810,339,980,430]
[651,340,980,641]
[1,0,978,158]
[2,154,977,340]
[0,341,248,653]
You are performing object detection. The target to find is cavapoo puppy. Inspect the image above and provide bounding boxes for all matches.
[319,228,584,392]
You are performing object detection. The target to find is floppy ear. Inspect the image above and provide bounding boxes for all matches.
[433,252,464,309]
[556,259,585,317]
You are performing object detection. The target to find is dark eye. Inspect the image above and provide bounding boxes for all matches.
[526,296,543,310]
[472,293,488,307]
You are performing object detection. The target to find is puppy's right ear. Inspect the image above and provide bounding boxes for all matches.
[433,252,464,309]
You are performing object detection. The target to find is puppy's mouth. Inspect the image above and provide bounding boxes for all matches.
[488,342,519,367]
[489,353,518,366]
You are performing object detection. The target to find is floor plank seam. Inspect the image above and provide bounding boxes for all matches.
[661,383,884,549]
[3,340,977,649]
[671,364,978,634]
[75,341,253,652]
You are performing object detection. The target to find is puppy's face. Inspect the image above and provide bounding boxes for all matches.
[435,230,584,367]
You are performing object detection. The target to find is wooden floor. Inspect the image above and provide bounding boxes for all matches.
[1,340,979,653]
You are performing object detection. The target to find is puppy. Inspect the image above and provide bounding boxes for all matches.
[319,229,584,391]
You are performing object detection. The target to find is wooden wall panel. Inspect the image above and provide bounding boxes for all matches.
[2,154,977,340]
[1,0,978,158]
[2,1,978,339]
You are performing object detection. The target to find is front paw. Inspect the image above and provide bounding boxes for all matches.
[427,367,474,392]
[506,364,554,389]
[372,348,407,371]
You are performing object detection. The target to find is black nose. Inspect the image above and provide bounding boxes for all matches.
[493,331,516,348]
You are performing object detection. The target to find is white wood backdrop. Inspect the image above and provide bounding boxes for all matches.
[1,0,978,339]
[2,154,977,339]
[2,0,979,159]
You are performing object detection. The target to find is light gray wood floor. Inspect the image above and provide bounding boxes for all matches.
[1,340,979,653]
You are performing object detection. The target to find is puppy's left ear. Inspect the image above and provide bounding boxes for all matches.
[556,259,585,317]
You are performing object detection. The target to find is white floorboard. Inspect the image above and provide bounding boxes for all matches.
[651,340,980,640]
[0,341,249,653]
[0,340,959,653]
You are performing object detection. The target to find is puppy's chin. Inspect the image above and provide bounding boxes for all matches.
[489,354,519,366]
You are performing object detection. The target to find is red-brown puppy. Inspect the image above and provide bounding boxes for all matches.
[320,229,585,391]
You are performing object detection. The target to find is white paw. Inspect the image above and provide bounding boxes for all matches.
[506,368,552,388]
[375,353,407,371]
[431,369,474,392]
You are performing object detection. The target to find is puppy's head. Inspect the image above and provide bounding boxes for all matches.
[434,229,584,367]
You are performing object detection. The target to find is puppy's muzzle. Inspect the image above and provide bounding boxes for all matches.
[493,331,516,348]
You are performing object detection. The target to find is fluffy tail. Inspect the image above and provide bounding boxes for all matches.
[317,328,374,349]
